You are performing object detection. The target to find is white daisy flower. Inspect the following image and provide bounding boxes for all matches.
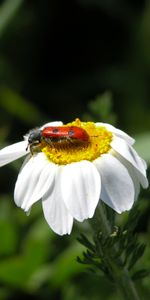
[0,119,148,235]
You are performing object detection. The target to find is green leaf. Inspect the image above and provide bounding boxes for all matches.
[128,244,146,270]
[0,86,43,124]
[83,92,117,124]
[132,269,150,281]
[0,218,54,288]
[77,234,95,251]
[0,0,23,36]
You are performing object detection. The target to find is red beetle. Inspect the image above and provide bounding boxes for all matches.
[27,126,89,153]
[42,126,89,142]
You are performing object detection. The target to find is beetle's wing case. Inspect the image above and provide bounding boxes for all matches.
[42,126,89,142]
[42,126,69,138]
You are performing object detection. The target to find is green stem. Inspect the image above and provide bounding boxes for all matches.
[90,203,140,300]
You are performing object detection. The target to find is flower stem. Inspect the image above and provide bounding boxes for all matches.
[90,203,140,300]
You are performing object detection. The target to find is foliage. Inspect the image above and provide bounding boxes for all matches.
[77,205,149,281]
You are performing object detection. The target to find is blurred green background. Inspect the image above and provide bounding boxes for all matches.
[0,0,150,299]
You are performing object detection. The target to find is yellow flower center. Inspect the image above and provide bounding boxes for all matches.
[41,119,112,165]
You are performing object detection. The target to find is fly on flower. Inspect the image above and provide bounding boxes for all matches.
[0,119,148,235]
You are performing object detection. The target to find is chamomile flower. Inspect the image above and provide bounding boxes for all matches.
[0,119,148,235]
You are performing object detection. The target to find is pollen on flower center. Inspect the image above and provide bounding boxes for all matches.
[41,119,113,165]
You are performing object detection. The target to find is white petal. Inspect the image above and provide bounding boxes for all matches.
[141,158,147,170]
[95,154,135,213]
[40,121,63,129]
[61,161,101,222]
[42,167,73,235]
[96,122,135,145]
[114,152,140,200]
[14,153,57,212]
[111,136,148,188]
[0,141,28,167]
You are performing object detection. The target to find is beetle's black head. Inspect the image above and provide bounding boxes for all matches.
[26,128,42,154]
[28,128,42,144]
